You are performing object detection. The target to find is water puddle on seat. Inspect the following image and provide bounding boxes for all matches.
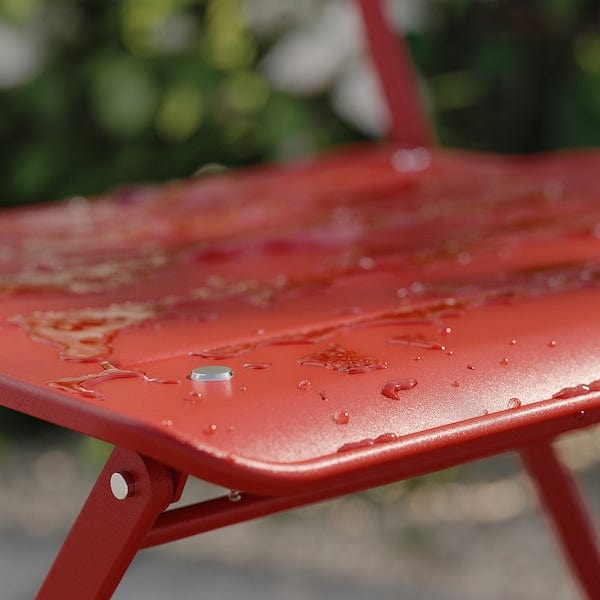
[298,344,388,374]
[47,361,179,399]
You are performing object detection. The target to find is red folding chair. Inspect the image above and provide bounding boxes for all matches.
[1,1,599,598]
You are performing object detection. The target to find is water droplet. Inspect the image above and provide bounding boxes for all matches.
[508,398,521,409]
[273,324,340,346]
[317,389,328,401]
[412,355,421,361]
[456,252,472,266]
[375,432,398,443]
[391,147,431,172]
[243,362,271,370]
[337,432,398,453]
[410,281,425,295]
[334,411,350,425]
[589,379,600,391]
[452,380,460,387]
[228,490,242,502]
[203,423,217,436]
[337,438,375,453]
[239,385,248,392]
[143,375,180,384]
[441,327,452,336]
[548,340,557,348]
[256,329,265,336]
[192,342,256,360]
[358,256,375,270]
[297,379,311,390]
[446,350,454,356]
[381,379,417,399]
[552,384,591,400]
[467,364,476,370]
[508,339,517,345]
[387,334,446,351]
[187,391,202,399]
[161,419,173,427]
[298,344,387,374]
[575,410,586,421]
[499,357,509,366]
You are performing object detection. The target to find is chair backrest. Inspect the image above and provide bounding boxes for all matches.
[356,0,433,147]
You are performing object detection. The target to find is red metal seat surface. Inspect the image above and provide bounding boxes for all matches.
[1,144,600,495]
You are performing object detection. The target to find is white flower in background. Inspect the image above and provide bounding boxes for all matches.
[242,0,322,37]
[0,22,44,88]
[259,0,361,96]
[251,0,430,136]
[331,57,386,137]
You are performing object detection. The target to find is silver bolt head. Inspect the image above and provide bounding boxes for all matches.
[190,365,234,382]
[110,471,134,500]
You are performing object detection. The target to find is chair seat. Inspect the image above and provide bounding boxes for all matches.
[1,144,600,495]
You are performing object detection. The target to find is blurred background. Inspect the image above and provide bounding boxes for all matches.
[1,1,600,598]
[1,0,600,208]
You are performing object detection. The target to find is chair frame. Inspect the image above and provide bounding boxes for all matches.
[2,2,599,598]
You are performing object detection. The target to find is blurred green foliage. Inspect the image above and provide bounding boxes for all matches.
[419,0,600,151]
[0,0,358,207]
[0,0,599,208]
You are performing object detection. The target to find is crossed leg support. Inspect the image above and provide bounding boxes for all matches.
[36,441,600,600]
[520,442,600,600]
[36,447,175,600]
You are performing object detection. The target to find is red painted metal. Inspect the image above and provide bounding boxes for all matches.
[7,143,595,600]
[356,0,434,146]
[37,447,174,600]
[143,406,598,548]
[143,493,332,550]
[521,442,600,600]
[2,147,600,496]
[0,3,599,599]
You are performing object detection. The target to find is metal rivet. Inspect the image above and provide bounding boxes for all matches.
[190,365,234,382]
[110,472,134,500]
[228,490,242,503]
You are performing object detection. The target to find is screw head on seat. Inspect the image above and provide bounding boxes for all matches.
[190,365,234,382]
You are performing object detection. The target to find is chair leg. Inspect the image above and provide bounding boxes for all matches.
[520,441,600,600]
[36,446,175,600]
[356,0,434,147]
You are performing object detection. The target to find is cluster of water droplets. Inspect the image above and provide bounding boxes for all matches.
[297,343,388,374]
[297,379,311,390]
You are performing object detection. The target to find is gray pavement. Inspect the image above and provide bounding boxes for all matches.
[1,427,599,599]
